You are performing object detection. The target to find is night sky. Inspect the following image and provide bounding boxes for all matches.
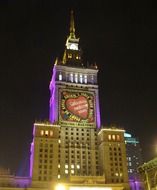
[0,0,157,175]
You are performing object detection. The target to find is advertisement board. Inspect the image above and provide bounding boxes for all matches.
[60,90,95,123]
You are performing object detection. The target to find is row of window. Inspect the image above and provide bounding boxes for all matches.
[58,73,95,84]
[67,53,80,59]
[109,147,121,151]
[108,134,121,141]
[65,132,90,136]
[40,130,53,137]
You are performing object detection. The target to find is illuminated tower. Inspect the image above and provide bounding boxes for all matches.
[30,11,101,186]
[49,10,101,128]
[29,11,129,190]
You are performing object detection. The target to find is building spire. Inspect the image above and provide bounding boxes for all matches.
[69,10,76,39]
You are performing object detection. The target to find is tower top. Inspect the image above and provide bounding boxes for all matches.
[69,10,76,39]
[65,10,79,50]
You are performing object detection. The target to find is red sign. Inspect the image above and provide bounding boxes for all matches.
[60,91,94,123]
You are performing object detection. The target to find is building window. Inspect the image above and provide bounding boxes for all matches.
[80,74,83,83]
[65,169,68,174]
[117,135,120,141]
[45,130,49,136]
[65,164,68,169]
[50,130,53,137]
[84,75,87,83]
[75,73,78,83]
[108,135,111,140]
[69,73,73,82]
[68,53,72,58]
[112,135,116,141]
[40,130,44,136]
[59,72,62,81]
[58,174,60,179]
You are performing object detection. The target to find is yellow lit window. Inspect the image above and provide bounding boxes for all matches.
[71,169,74,174]
[76,165,80,169]
[65,164,68,169]
[40,130,44,136]
[58,139,61,144]
[112,135,116,140]
[50,130,53,137]
[57,174,60,179]
[68,54,72,58]
[58,164,60,168]
[108,135,111,140]
[117,135,120,141]
[65,169,68,174]
[76,55,79,59]
[45,130,49,136]
[71,164,74,169]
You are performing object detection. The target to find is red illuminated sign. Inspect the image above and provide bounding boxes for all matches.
[60,91,94,123]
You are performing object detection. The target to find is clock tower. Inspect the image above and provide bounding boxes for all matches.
[29,11,129,190]
[49,11,101,128]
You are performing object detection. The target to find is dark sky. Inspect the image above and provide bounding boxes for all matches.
[0,0,157,175]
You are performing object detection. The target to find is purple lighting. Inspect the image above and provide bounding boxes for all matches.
[49,65,57,123]
[96,91,101,128]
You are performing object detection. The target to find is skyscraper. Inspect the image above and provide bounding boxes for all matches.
[0,11,130,190]
[124,133,143,180]
[30,11,129,190]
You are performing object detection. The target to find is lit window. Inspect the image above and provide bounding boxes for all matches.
[112,135,116,140]
[70,73,73,82]
[40,130,44,136]
[129,162,132,166]
[115,173,119,176]
[75,73,78,83]
[45,130,49,136]
[65,164,68,169]
[59,73,62,81]
[58,174,61,179]
[50,131,53,137]
[77,165,80,169]
[80,74,83,83]
[58,139,61,144]
[117,135,120,141]
[91,75,94,82]
[71,169,74,174]
[71,164,74,169]
[108,135,111,140]
[68,54,72,58]
[58,164,60,168]
[65,169,68,174]
[84,75,87,83]
[76,55,79,59]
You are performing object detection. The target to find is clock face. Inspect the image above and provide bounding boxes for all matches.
[60,90,95,123]
[69,43,78,50]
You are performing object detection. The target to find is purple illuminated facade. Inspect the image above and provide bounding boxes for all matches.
[49,12,101,128]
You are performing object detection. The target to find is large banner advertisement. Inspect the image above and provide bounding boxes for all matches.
[60,90,95,123]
